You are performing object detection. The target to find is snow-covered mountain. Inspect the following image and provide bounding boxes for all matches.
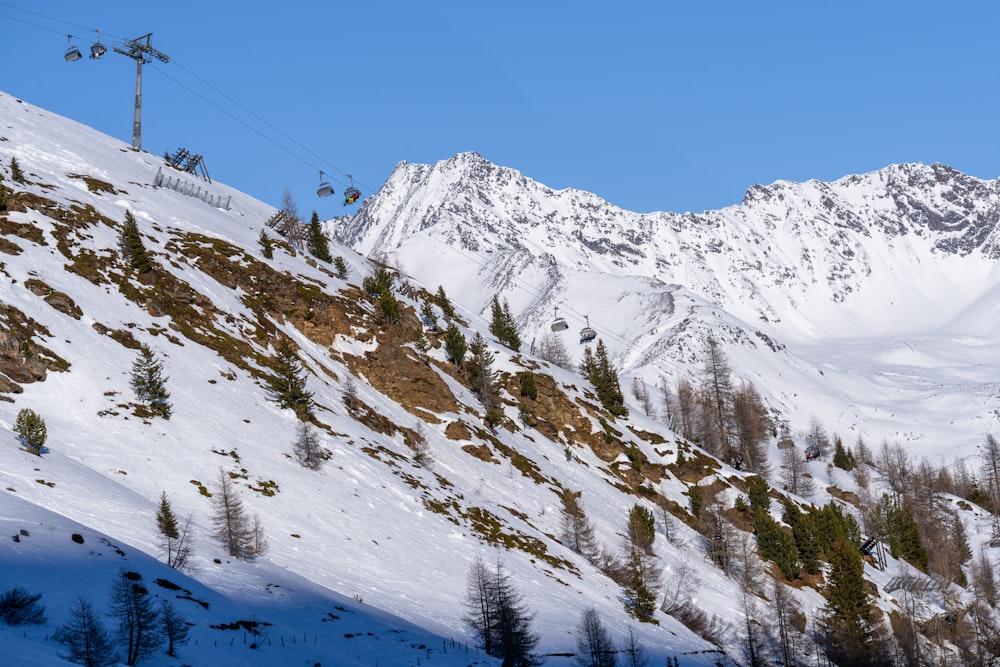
[2,90,999,667]
[341,152,1000,459]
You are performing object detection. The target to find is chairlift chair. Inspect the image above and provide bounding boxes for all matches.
[579,316,596,344]
[316,171,334,198]
[550,307,568,332]
[64,35,82,62]
[344,174,361,205]
[89,30,107,59]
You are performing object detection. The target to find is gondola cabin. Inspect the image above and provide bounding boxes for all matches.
[317,171,334,198]
[343,175,360,205]
[90,31,107,59]
[64,36,82,62]
[551,307,568,332]
[579,316,597,343]
[804,445,821,461]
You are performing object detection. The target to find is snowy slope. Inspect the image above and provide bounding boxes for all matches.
[341,152,1000,459]
[2,90,998,667]
[0,90,748,665]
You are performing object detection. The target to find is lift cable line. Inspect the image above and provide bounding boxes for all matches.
[1,0,369,199]
[166,58,366,193]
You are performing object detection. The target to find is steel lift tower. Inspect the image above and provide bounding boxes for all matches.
[113,33,169,152]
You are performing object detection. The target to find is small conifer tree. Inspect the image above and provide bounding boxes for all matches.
[420,299,438,329]
[129,344,171,419]
[0,182,7,211]
[466,332,499,409]
[266,340,314,418]
[444,324,467,366]
[378,290,401,325]
[155,491,192,570]
[306,211,332,262]
[519,371,537,400]
[10,157,25,183]
[488,295,522,351]
[581,340,627,416]
[118,210,153,273]
[13,408,46,455]
[333,255,348,279]
[362,267,395,297]
[258,229,274,259]
[434,285,455,318]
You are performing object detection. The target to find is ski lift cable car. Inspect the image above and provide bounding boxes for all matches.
[579,315,597,344]
[550,307,568,332]
[316,170,334,198]
[64,34,82,62]
[343,174,361,206]
[90,30,107,59]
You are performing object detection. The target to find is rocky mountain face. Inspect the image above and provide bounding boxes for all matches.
[340,153,1000,455]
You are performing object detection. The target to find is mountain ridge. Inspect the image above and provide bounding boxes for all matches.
[340,152,1000,457]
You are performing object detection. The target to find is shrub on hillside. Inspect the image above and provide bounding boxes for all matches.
[0,587,46,625]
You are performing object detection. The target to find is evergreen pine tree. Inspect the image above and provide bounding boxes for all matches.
[156,490,179,557]
[420,299,438,329]
[560,489,598,559]
[621,541,660,622]
[466,332,499,409]
[118,210,153,274]
[745,476,770,518]
[155,491,192,570]
[129,344,171,418]
[265,340,314,418]
[10,157,25,183]
[378,290,401,325]
[306,211,332,262]
[627,504,656,553]
[434,285,455,318]
[13,408,46,455]
[362,267,395,297]
[333,255,348,279]
[785,503,821,575]
[755,513,800,580]
[258,229,273,259]
[501,300,521,350]
[488,296,522,351]
[817,538,892,666]
[878,494,928,570]
[583,340,626,416]
[444,324,467,366]
[0,181,7,211]
[518,371,538,400]
[833,436,852,470]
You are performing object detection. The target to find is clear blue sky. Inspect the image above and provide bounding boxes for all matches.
[2,1,998,216]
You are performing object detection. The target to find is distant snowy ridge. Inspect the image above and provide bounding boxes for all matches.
[341,152,1000,456]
